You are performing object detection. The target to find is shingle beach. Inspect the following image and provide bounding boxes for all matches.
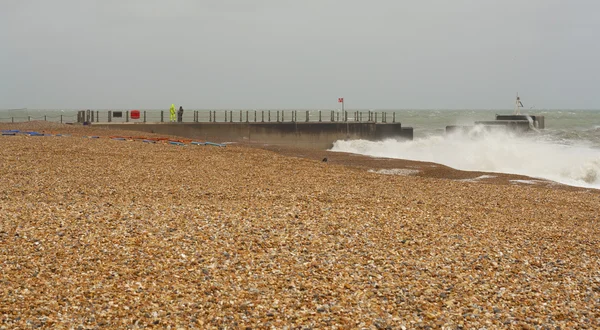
[1,123,599,329]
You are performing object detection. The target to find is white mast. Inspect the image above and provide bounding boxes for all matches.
[514,93,523,115]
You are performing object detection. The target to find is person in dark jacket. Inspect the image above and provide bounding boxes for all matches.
[177,106,184,122]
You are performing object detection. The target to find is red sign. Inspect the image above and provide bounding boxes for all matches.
[338,98,344,103]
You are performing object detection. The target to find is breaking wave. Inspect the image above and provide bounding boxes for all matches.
[331,127,600,189]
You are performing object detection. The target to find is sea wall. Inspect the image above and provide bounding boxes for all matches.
[92,122,413,149]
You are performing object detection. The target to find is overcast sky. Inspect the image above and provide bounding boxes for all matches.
[1,0,599,109]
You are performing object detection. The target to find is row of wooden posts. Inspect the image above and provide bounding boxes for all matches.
[3,115,72,123]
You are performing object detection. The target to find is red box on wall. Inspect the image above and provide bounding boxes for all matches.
[131,110,140,119]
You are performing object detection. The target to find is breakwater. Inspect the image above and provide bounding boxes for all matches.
[91,122,413,149]
[83,110,413,149]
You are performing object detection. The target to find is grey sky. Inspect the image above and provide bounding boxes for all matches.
[1,0,599,109]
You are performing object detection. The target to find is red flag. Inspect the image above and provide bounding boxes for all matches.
[338,98,344,103]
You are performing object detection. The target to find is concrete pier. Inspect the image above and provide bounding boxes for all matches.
[93,122,413,149]
[446,114,545,134]
[495,115,545,129]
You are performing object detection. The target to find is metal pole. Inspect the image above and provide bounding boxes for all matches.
[230,111,233,123]
[254,110,257,122]
[225,111,228,122]
[239,110,242,122]
[277,111,279,122]
[268,111,271,122]
[393,112,395,123]
[44,115,47,121]
[28,116,31,121]
[144,111,147,123]
[108,111,112,122]
[60,115,63,124]
[306,110,309,122]
[126,111,129,122]
[319,110,322,122]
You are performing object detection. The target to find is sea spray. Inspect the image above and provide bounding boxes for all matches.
[331,127,600,189]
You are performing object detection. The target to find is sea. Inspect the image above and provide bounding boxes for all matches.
[2,108,600,189]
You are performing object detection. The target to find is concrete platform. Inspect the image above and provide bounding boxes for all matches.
[92,122,414,150]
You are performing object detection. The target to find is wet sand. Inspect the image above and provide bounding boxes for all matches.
[1,122,599,328]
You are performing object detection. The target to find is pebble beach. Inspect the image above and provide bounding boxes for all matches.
[1,123,599,329]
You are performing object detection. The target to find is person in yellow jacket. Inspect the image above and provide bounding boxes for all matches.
[169,104,176,122]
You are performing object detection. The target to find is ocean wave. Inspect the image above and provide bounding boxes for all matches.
[331,129,600,189]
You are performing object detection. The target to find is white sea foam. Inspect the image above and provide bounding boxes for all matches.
[458,175,497,182]
[331,128,600,189]
[368,168,420,176]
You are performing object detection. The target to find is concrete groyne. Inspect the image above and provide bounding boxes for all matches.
[446,114,545,134]
[81,110,414,149]
[92,122,413,149]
